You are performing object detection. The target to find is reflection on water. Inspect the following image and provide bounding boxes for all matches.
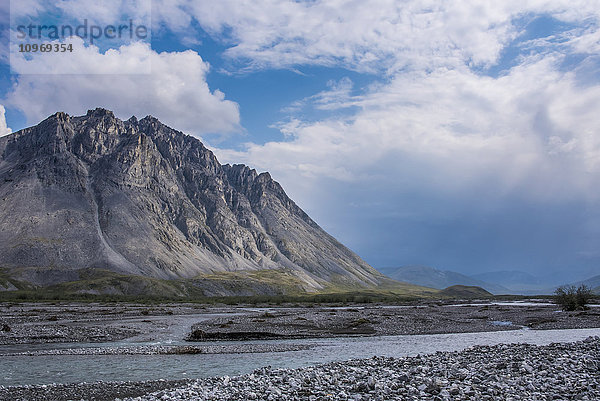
[489,320,514,326]
[2,327,600,386]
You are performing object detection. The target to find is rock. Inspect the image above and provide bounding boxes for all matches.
[398,373,409,382]
[521,364,534,374]
[425,383,441,394]
[367,376,375,389]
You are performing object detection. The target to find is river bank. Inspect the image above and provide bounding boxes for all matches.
[126,336,600,401]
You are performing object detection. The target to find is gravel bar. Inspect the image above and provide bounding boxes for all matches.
[3,343,314,356]
[124,337,600,401]
[188,304,600,340]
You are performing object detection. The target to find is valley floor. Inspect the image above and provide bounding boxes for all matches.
[1,301,600,400]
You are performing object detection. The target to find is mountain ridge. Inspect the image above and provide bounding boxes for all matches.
[378,265,510,295]
[0,108,387,295]
[570,274,600,295]
[469,270,554,294]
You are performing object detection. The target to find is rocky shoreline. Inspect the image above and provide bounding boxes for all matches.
[123,337,600,401]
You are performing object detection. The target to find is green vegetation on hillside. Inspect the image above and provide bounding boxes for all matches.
[0,288,433,305]
[0,269,527,305]
[439,285,493,298]
[0,267,440,303]
[0,268,36,291]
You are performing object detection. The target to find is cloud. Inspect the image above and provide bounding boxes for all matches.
[156,0,600,74]
[0,105,12,137]
[190,1,600,210]
[5,39,240,136]
[215,53,600,203]
[281,77,356,114]
[10,0,151,25]
[54,0,151,25]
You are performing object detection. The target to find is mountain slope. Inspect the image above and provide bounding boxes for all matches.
[0,109,387,295]
[378,266,510,294]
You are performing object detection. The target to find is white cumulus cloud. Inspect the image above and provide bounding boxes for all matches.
[156,0,600,73]
[5,39,240,136]
[215,54,600,204]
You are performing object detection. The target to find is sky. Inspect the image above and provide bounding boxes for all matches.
[1,1,600,284]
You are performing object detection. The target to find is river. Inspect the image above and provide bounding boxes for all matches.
[2,324,599,386]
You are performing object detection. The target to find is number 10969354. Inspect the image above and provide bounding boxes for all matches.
[19,43,74,53]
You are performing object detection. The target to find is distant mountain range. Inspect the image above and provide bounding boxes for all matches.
[378,266,592,295]
[378,266,510,295]
[0,109,395,296]
[573,275,600,294]
[470,270,546,293]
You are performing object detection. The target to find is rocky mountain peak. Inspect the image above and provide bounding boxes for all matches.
[0,109,383,295]
[85,107,116,119]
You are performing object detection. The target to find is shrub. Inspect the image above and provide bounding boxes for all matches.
[555,285,592,311]
[576,285,593,308]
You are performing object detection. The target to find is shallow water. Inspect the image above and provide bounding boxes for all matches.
[2,327,600,386]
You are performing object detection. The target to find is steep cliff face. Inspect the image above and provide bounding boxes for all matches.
[0,109,384,294]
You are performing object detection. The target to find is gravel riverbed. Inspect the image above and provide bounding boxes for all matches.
[0,303,221,345]
[2,302,600,345]
[0,379,191,401]
[3,343,313,356]
[122,337,600,401]
[188,304,600,340]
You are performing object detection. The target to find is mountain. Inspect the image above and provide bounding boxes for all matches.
[571,275,600,295]
[378,266,510,295]
[439,285,493,298]
[577,275,600,288]
[0,108,389,296]
[469,270,550,294]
